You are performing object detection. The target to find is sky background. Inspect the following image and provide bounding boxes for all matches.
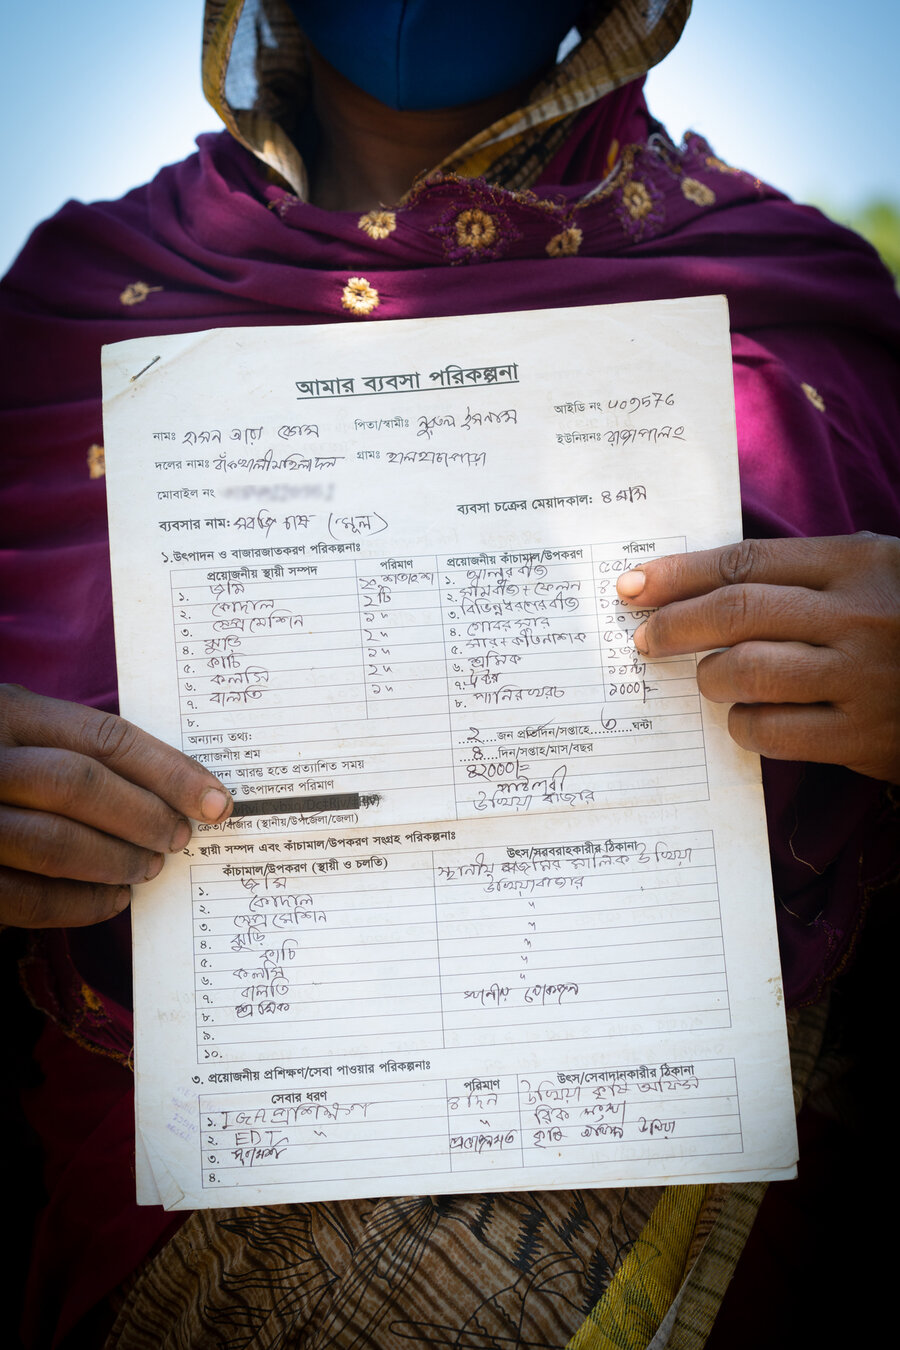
[2,1,898,275]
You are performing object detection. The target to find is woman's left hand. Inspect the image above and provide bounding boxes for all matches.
[616,533,900,783]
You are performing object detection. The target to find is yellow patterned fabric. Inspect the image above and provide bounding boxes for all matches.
[201,0,691,197]
[101,1008,826,1348]
[567,1186,709,1350]
[564,1002,828,1350]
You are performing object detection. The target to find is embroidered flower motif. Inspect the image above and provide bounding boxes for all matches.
[454,208,498,250]
[87,444,106,479]
[612,157,666,243]
[546,226,583,258]
[681,177,716,207]
[621,180,654,221]
[428,180,520,263]
[801,383,826,412]
[341,276,380,316]
[358,209,397,241]
[119,281,162,306]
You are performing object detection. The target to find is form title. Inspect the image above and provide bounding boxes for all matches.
[296,363,519,399]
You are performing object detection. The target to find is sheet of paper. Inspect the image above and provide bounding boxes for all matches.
[102,297,797,1210]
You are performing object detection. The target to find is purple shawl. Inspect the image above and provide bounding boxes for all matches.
[2,84,899,1013]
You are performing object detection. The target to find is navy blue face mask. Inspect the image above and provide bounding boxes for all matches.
[287,0,584,111]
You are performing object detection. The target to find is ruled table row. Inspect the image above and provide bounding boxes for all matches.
[198,1057,742,1189]
[192,830,729,1062]
[174,536,709,823]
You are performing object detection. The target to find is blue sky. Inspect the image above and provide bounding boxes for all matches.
[2,1,898,275]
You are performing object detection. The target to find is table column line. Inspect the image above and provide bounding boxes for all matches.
[353,558,371,721]
[515,1074,526,1168]
[435,554,461,818]
[443,1077,455,1173]
[432,850,448,1051]
[588,542,609,705]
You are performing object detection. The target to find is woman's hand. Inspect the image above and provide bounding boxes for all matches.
[616,533,900,783]
[0,685,233,928]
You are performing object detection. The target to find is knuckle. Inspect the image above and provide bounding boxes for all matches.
[130,803,177,854]
[713,586,754,644]
[39,750,101,817]
[850,530,893,552]
[872,534,900,586]
[831,646,862,697]
[16,813,69,878]
[90,711,139,764]
[716,539,763,588]
[846,531,900,580]
[723,644,762,701]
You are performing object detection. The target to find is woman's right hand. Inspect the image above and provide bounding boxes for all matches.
[0,685,233,928]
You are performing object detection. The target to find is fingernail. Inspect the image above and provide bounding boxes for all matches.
[170,818,192,852]
[145,852,165,880]
[633,622,649,654]
[617,570,646,598]
[200,787,232,822]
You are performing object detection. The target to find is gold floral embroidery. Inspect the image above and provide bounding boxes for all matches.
[705,153,741,176]
[681,177,715,207]
[119,281,163,306]
[341,276,380,316]
[801,383,826,412]
[358,209,397,240]
[454,208,497,250]
[87,444,106,478]
[546,226,583,258]
[81,981,105,1014]
[622,180,653,221]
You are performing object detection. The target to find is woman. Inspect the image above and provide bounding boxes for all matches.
[2,2,898,1345]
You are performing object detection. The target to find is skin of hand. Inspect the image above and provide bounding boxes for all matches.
[0,685,233,928]
[615,533,900,784]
